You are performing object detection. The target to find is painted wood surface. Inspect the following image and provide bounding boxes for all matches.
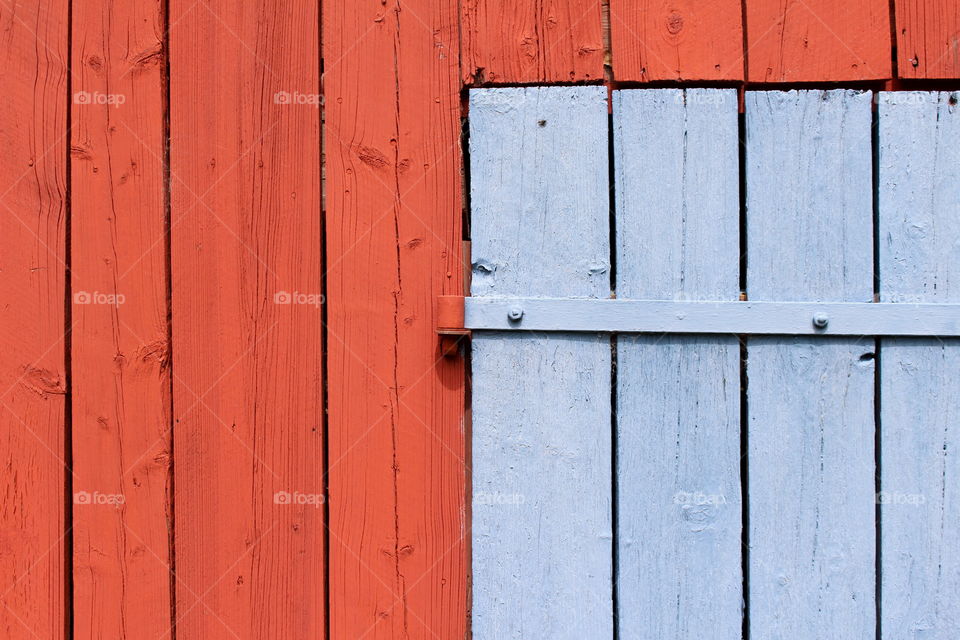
[610,2,744,81]
[460,0,605,84]
[746,90,876,639]
[465,298,960,335]
[895,1,960,78]
[470,86,612,638]
[745,0,892,81]
[613,88,742,639]
[169,1,324,637]
[746,91,874,304]
[324,0,467,636]
[879,92,960,639]
[70,1,171,637]
[0,2,69,638]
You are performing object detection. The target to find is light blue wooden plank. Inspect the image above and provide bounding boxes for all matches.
[615,88,740,301]
[469,86,612,639]
[747,90,874,305]
[746,90,876,640]
[472,334,612,639]
[747,338,876,638]
[470,86,611,299]
[879,91,960,640]
[616,335,741,639]
[613,88,742,640]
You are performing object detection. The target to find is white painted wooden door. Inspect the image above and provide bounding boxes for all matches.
[469,87,960,640]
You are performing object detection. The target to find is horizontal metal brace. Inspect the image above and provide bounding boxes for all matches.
[465,298,960,337]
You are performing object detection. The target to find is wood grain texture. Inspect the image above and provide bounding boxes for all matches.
[324,0,467,636]
[614,88,741,639]
[70,1,171,636]
[471,334,612,639]
[747,89,876,639]
[879,92,960,639]
[460,0,605,84]
[747,339,876,639]
[878,93,960,303]
[745,0,892,82]
[746,91,874,305]
[610,1,744,81]
[895,1,960,78]
[470,86,612,638]
[0,1,69,638]
[616,336,741,640]
[169,1,324,637]
[470,87,611,299]
[614,89,739,302]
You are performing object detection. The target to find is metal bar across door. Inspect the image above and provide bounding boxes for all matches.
[464,298,960,336]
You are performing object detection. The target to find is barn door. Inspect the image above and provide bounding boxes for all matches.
[468,87,960,639]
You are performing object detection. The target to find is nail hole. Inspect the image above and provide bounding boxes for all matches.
[949,95,958,106]
[859,353,876,362]
[538,120,547,127]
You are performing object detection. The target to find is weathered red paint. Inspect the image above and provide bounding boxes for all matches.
[324,0,467,636]
[170,0,324,637]
[745,0,892,82]
[895,0,960,78]
[461,0,606,84]
[611,0,745,81]
[0,2,68,638]
[70,0,171,637]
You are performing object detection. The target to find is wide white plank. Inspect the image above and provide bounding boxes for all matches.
[472,334,612,639]
[617,335,741,639]
[747,338,876,638]
[879,92,960,640]
[469,86,612,639]
[747,90,874,305]
[615,88,740,301]
[614,88,742,639]
[746,89,876,639]
[470,86,610,299]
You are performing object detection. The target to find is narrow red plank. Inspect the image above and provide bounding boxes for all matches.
[611,0,745,81]
[70,0,171,637]
[895,0,960,78]
[0,1,69,638]
[746,0,892,82]
[461,0,605,83]
[169,1,324,637]
[325,0,467,636]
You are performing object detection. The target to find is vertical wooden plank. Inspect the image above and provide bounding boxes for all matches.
[170,1,324,637]
[470,86,612,638]
[879,91,960,639]
[613,89,742,638]
[745,0,892,82]
[324,0,467,636]
[610,2,745,82]
[746,89,875,639]
[70,1,171,637]
[460,0,604,84]
[0,1,68,638]
[895,1,960,79]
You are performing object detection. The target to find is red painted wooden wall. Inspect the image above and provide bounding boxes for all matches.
[0,0,957,637]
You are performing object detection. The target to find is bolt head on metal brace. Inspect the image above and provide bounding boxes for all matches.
[507,306,524,322]
[812,312,830,329]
